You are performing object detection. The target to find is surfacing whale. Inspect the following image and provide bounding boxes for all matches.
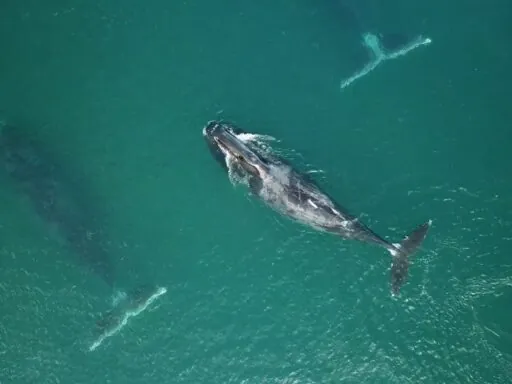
[203,120,431,295]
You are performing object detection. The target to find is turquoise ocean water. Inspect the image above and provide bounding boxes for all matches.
[1,1,511,383]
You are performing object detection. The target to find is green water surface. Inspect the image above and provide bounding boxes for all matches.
[1,1,511,383]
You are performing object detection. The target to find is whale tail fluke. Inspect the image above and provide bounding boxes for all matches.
[387,220,432,295]
[395,220,431,257]
[88,284,167,352]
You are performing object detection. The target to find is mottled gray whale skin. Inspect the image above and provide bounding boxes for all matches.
[203,120,431,295]
[0,124,114,287]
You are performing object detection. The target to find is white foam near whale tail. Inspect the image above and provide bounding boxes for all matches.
[88,286,167,352]
[340,32,432,90]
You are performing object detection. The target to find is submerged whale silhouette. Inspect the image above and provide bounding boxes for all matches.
[1,123,167,350]
[0,124,115,286]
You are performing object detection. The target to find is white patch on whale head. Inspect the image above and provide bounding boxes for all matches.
[307,199,318,209]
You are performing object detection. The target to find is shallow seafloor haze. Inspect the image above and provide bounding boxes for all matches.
[1,0,511,383]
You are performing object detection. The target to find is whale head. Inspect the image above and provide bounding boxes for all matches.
[202,120,269,178]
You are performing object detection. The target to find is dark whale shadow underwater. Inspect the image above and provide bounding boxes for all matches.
[0,122,166,351]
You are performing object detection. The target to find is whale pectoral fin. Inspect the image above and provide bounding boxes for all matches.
[248,176,263,195]
[228,161,245,178]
